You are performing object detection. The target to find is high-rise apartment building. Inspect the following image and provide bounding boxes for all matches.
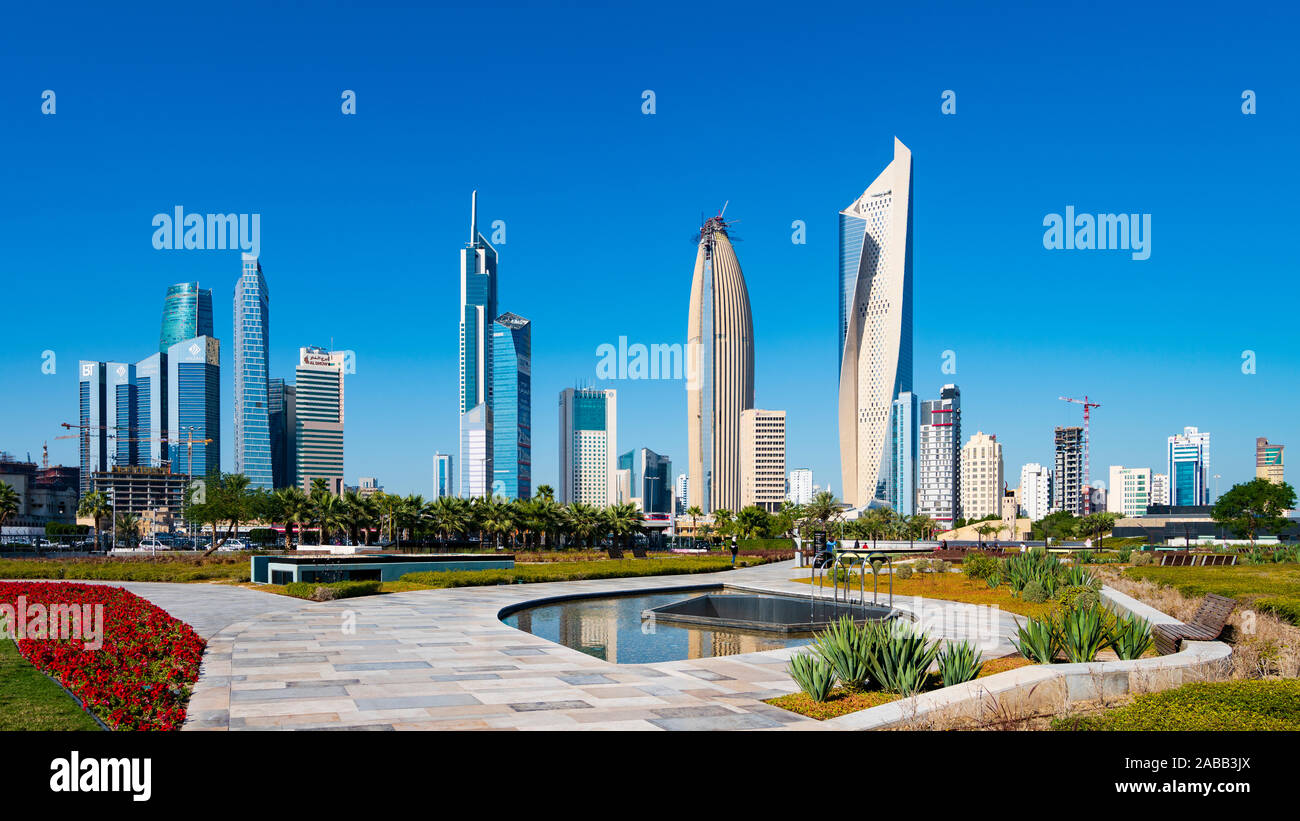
[687,213,754,514]
[294,347,345,494]
[675,473,689,514]
[1256,437,1284,485]
[433,453,454,500]
[1054,426,1084,516]
[838,138,914,508]
[918,385,960,526]
[491,312,531,500]
[787,468,814,505]
[1168,426,1210,505]
[159,283,213,352]
[959,431,1003,521]
[1107,465,1152,517]
[233,254,273,489]
[1151,473,1169,506]
[559,387,617,506]
[459,191,498,498]
[740,409,786,513]
[167,336,220,479]
[1019,463,1052,522]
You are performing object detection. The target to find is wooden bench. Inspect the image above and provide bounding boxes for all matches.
[1200,554,1238,567]
[1160,553,1198,567]
[1152,593,1237,655]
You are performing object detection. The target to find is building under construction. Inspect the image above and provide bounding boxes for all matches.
[1053,426,1084,516]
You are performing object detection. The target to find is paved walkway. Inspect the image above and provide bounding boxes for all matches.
[51,561,1022,730]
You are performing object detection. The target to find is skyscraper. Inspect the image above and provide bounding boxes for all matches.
[1256,437,1284,485]
[295,347,345,494]
[675,473,689,514]
[268,377,296,489]
[134,353,165,468]
[1054,426,1084,515]
[159,283,213,352]
[960,431,1003,521]
[838,138,914,509]
[559,387,617,506]
[885,391,918,515]
[459,191,498,498]
[77,361,108,496]
[492,312,531,500]
[686,212,754,513]
[167,336,220,479]
[433,452,454,500]
[787,468,814,505]
[918,385,960,527]
[1168,426,1210,505]
[233,254,273,489]
[740,409,786,513]
[618,448,673,514]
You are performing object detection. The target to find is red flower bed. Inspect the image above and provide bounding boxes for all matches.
[0,582,205,731]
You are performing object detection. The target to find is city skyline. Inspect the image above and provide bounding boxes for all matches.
[3,4,1297,500]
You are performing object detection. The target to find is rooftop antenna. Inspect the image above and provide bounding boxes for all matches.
[719,200,729,218]
[470,189,478,244]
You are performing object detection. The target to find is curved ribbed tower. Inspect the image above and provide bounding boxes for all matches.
[687,214,754,514]
[838,137,914,508]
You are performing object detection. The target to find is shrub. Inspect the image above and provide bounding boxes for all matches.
[1074,549,1093,565]
[894,564,914,580]
[1022,580,1048,603]
[1053,680,1300,731]
[787,652,836,702]
[1012,615,1060,663]
[1116,546,1133,563]
[936,640,984,687]
[962,551,998,581]
[865,620,940,696]
[284,580,382,601]
[811,615,873,692]
[1132,552,1153,567]
[1056,584,1100,613]
[1064,565,1100,589]
[985,573,1001,589]
[1059,604,1109,663]
[1108,612,1154,660]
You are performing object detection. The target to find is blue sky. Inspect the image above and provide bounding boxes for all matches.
[1,1,1297,500]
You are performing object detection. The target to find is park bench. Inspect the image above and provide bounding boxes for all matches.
[1152,593,1238,655]
[1199,554,1238,567]
[1160,553,1198,567]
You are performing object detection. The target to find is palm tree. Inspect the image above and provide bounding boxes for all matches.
[684,505,703,545]
[479,497,514,549]
[0,481,19,533]
[735,505,770,540]
[804,491,842,540]
[315,493,348,546]
[116,512,142,548]
[975,522,999,545]
[272,487,310,550]
[564,502,601,548]
[77,489,112,551]
[605,502,643,551]
[531,496,563,549]
[535,484,556,502]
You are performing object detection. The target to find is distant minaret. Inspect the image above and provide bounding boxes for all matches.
[458,190,498,498]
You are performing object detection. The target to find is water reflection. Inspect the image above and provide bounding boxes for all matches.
[502,589,812,664]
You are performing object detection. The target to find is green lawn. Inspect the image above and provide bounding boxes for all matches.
[398,555,770,588]
[1053,679,1300,731]
[1124,563,1300,624]
[0,555,251,583]
[0,639,101,731]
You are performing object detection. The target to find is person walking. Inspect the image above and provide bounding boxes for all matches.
[729,535,739,566]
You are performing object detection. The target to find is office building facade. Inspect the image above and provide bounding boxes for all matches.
[918,384,960,526]
[433,452,454,500]
[838,138,914,508]
[618,448,673,514]
[884,391,918,515]
[268,377,296,489]
[166,336,220,479]
[491,312,531,499]
[1107,465,1152,517]
[740,409,786,513]
[686,214,754,514]
[159,283,213,352]
[233,254,273,489]
[1256,437,1284,485]
[1168,426,1211,506]
[559,387,617,506]
[295,347,345,494]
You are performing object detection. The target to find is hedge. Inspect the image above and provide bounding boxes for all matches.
[1053,679,1300,731]
[284,580,382,601]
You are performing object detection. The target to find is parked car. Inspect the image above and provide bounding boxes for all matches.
[217,538,249,552]
[137,538,167,552]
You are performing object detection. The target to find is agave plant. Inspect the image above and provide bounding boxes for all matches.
[787,651,836,702]
[1012,615,1060,664]
[1064,565,1100,589]
[1108,613,1154,660]
[985,573,1001,590]
[936,640,985,687]
[1059,604,1109,663]
[865,620,939,696]
[811,615,872,692]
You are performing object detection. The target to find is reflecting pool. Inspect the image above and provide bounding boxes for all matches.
[501,588,814,664]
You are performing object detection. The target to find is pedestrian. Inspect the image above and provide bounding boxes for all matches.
[729,535,738,566]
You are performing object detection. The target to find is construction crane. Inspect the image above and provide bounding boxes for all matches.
[1059,396,1101,514]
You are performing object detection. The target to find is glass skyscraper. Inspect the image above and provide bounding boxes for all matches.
[433,452,454,499]
[159,283,213,352]
[492,313,531,499]
[233,255,273,489]
[1168,426,1211,506]
[459,191,498,498]
[268,377,296,489]
[167,336,221,478]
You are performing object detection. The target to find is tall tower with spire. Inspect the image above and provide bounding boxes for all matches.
[459,191,498,498]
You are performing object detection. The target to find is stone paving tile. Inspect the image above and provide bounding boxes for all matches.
[333,660,432,671]
[354,694,481,711]
[231,685,352,702]
[649,712,785,731]
[508,700,593,712]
